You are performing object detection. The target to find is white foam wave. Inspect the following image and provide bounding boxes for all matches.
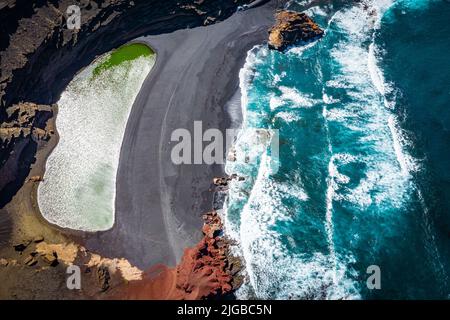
[368,40,420,176]
[304,5,328,18]
[272,72,286,86]
[366,0,446,288]
[280,86,320,107]
[287,40,320,55]
[239,46,267,124]
[274,111,302,123]
[323,0,420,211]
[269,86,320,111]
[238,153,359,299]
[322,93,340,105]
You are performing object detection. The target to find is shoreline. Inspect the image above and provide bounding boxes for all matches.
[18,40,157,243]
[0,0,282,298]
[83,1,280,269]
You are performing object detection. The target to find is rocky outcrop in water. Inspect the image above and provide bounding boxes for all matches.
[268,10,324,51]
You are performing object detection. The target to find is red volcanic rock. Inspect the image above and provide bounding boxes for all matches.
[269,10,324,51]
[114,211,237,300]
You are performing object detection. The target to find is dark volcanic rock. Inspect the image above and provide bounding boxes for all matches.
[13,239,31,252]
[268,10,324,51]
[0,102,53,143]
[97,266,111,292]
[0,102,53,207]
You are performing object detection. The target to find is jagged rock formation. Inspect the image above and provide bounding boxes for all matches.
[0,102,53,142]
[113,211,243,299]
[268,10,324,51]
[0,235,146,298]
[0,0,253,209]
[0,102,54,207]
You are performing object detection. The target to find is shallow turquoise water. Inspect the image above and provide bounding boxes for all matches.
[226,0,450,299]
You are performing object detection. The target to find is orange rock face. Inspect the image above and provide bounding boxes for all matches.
[268,10,324,51]
[113,211,238,300]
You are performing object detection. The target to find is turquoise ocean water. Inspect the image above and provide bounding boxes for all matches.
[225,0,450,299]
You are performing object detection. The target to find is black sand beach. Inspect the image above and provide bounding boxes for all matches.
[85,1,279,269]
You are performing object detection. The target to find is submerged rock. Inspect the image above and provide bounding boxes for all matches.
[213,177,229,186]
[268,10,324,52]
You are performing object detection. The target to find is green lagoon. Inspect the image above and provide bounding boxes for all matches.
[38,43,155,231]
